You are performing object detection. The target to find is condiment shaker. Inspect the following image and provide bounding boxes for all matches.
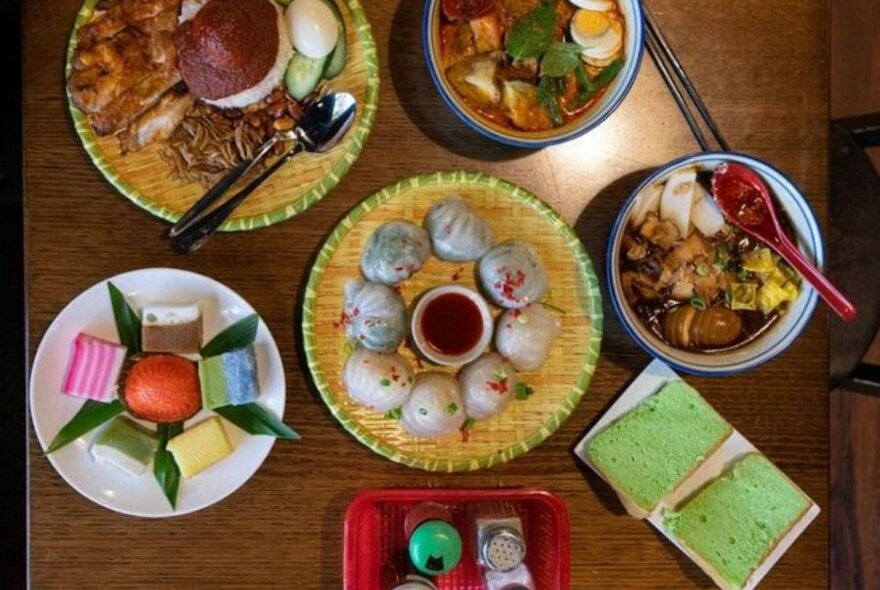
[405,502,462,576]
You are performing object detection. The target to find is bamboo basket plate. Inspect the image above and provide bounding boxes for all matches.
[65,0,380,231]
[303,171,604,472]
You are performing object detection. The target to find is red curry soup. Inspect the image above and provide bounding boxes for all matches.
[438,0,626,132]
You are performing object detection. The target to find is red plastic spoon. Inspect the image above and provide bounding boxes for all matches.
[711,162,857,322]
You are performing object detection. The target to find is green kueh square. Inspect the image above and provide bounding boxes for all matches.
[94,416,158,464]
[664,453,811,589]
[199,355,228,411]
[586,380,732,511]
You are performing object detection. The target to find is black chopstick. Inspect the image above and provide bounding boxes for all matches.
[643,4,731,152]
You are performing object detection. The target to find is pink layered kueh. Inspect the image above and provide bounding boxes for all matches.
[62,333,127,402]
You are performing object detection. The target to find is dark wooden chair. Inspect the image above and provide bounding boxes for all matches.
[830,113,880,590]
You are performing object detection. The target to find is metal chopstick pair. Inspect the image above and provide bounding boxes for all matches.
[642,4,731,152]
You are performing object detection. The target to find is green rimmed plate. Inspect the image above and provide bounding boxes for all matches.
[65,0,380,231]
[302,171,603,472]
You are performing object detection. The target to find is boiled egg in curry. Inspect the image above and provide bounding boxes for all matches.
[570,9,624,66]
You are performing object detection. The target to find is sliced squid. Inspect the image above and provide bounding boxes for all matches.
[630,183,663,228]
[691,183,727,237]
[660,168,697,237]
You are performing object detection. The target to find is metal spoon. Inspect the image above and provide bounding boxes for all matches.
[710,162,857,322]
[169,91,357,253]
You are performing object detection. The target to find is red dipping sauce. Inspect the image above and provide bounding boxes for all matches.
[420,292,484,356]
[712,164,771,231]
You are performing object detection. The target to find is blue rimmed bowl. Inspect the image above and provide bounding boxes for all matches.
[607,152,824,376]
[422,0,645,148]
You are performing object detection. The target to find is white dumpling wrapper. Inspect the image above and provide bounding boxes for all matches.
[343,348,414,412]
[424,195,495,261]
[495,304,562,371]
[343,280,407,353]
[478,240,549,309]
[400,372,466,438]
[360,220,431,285]
[460,353,518,420]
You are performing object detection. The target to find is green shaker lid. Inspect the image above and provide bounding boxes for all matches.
[408,520,462,576]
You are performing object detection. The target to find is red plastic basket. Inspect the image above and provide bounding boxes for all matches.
[343,489,571,590]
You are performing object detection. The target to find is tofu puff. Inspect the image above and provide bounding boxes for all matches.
[360,220,431,286]
[424,195,495,262]
[343,280,408,353]
[495,304,562,371]
[478,240,549,309]
[460,353,517,420]
[401,372,466,438]
[343,348,414,412]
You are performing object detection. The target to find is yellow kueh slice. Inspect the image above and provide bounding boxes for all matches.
[167,416,233,478]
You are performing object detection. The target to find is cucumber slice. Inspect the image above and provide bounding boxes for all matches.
[323,30,347,79]
[319,0,347,79]
[285,52,328,101]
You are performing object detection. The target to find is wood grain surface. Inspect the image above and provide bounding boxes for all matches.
[23,0,830,588]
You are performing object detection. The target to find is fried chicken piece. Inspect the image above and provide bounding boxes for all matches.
[119,89,194,152]
[91,67,182,135]
[77,0,179,46]
[68,0,182,134]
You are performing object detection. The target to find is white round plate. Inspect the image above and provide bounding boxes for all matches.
[30,268,286,518]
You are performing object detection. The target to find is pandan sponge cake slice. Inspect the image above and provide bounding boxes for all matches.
[664,453,811,589]
[585,380,732,514]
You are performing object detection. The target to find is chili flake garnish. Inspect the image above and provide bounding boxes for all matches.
[495,269,527,303]
[487,377,509,395]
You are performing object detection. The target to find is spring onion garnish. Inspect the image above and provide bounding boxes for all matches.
[690,295,708,311]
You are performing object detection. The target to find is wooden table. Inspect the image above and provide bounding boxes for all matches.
[23,0,830,587]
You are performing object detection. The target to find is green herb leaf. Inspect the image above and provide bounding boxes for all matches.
[579,58,625,102]
[537,76,564,127]
[107,282,141,355]
[154,422,183,509]
[515,383,535,401]
[45,399,124,454]
[418,407,428,416]
[446,402,459,415]
[540,42,583,77]
[574,63,593,101]
[384,407,402,420]
[462,417,477,431]
[505,0,557,60]
[214,403,300,439]
[201,314,259,357]
[379,378,392,387]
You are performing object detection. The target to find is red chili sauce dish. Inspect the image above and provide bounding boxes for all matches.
[420,292,484,356]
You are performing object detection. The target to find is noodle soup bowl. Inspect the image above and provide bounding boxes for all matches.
[422,0,645,148]
[607,152,824,376]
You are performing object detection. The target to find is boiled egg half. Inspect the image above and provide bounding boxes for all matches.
[285,0,339,59]
[568,0,616,10]
[570,9,623,63]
